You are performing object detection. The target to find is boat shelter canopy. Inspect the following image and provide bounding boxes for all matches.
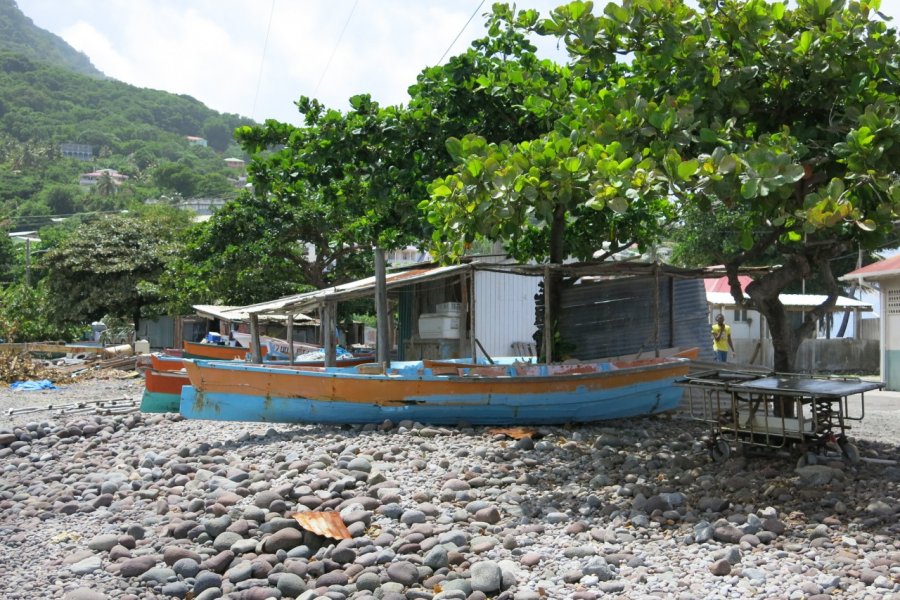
[232,264,473,316]
[193,304,317,324]
[705,292,873,312]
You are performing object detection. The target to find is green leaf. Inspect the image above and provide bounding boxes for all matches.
[677,159,699,180]
[564,156,582,173]
[445,137,464,162]
[608,197,629,213]
[718,155,737,174]
[466,159,484,178]
[432,184,452,198]
[700,128,718,143]
[795,30,813,55]
[740,228,754,250]
[741,179,760,199]
[856,219,877,231]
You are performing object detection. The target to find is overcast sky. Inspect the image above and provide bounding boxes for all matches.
[15,0,900,126]
[15,0,568,124]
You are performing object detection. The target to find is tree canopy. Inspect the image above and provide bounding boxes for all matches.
[422,0,900,370]
[41,214,187,328]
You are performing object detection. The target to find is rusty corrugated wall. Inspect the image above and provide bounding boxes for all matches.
[556,276,709,360]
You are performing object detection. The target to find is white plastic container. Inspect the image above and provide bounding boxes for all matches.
[419,313,460,339]
[134,339,150,354]
[436,301,462,314]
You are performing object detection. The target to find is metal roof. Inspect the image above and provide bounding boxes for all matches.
[706,292,872,311]
[193,304,316,323]
[232,263,473,316]
[840,253,900,281]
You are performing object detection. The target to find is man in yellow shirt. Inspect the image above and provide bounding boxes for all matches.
[711,314,735,362]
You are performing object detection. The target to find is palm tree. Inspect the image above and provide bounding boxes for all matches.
[95,172,116,197]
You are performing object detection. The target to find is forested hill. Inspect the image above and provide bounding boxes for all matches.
[0,0,103,78]
[0,52,249,148]
[0,0,257,228]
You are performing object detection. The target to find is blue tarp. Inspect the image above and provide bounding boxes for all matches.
[10,379,57,391]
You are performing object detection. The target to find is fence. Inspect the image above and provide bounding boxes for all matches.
[732,337,879,374]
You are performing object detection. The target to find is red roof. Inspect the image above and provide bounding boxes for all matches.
[704,275,752,293]
[842,254,900,280]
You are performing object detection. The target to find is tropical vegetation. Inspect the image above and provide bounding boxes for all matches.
[2,0,899,377]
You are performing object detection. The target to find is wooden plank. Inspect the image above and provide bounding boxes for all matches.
[0,343,104,355]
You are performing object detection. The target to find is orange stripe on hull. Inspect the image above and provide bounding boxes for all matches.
[183,360,689,407]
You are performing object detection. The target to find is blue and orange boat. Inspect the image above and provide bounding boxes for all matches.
[178,354,693,425]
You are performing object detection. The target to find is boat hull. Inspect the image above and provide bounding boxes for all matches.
[140,388,182,413]
[179,357,690,425]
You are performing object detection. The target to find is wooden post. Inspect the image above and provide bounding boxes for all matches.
[543,265,552,364]
[654,264,661,357]
[375,247,390,367]
[286,313,295,363]
[460,270,470,359]
[249,313,262,363]
[323,301,336,367]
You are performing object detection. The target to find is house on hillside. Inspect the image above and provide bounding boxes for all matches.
[224,157,245,169]
[185,136,207,147]
[79,168,128,187]
[704,275,876,370]
[841,254,900,389]
[60,143,93,161]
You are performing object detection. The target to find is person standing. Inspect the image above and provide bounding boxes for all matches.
[711,314,735,362]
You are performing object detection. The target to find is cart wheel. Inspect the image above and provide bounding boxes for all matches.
[841,442,860,465]
[709,439,731,462]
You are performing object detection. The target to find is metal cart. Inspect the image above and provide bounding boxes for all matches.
[677,369,884,463]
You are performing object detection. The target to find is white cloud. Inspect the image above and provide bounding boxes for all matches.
[16,0,900,125]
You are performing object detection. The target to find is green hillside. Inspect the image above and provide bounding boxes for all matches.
[0,0,103,78]
[0,0,256,230]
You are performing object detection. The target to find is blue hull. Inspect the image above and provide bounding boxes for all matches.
[179,378,684,425]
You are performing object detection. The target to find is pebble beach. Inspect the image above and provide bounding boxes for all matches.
[1,377,898,600]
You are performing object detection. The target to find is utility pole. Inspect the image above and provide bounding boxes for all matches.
[25,237,31,287]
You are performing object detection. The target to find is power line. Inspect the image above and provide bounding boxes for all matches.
[313,0,359,100]
[437,0,486,65]
[251,0,277,120]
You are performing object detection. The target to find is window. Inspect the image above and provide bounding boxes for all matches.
[887,288,900,315]
[733,308,750,322]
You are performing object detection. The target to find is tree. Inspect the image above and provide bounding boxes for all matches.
[94,171,117,197]
[41,215,182,330]
[0,226,14,281]
[425,0,900,372]
[0,281,78,342]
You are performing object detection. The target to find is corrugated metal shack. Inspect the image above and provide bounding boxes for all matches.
[230,260,716,363]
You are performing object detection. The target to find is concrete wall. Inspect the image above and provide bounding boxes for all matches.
[732,337,880,374]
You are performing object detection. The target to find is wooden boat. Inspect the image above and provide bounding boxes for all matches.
[142,351,374,413]
[150,352,186,371]
[179,355,691,425]
[141,368,190,413]
[181,339,264,360]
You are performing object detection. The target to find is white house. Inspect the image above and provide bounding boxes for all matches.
[841,255,900,389]
[704,276,875,370]
[79,168,128,187]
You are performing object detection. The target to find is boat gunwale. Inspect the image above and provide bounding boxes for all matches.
[182,356,690,384]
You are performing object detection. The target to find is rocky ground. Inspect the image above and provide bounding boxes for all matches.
[0,377,898,600]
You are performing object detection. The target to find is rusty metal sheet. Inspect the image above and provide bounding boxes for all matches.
[487,427,537,440]
[290,511,352,540]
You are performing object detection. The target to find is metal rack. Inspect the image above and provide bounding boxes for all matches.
[677,369,883,463]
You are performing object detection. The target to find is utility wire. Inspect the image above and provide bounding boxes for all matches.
[437,0,485,65]
[313,0,359,100]
[251,0,277,120]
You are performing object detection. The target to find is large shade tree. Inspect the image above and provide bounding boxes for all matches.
[172,5,579,308]
[424,0,900,372]
[41,214,184,330]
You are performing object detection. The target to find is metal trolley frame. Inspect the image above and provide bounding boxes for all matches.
[677,369,884,463]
